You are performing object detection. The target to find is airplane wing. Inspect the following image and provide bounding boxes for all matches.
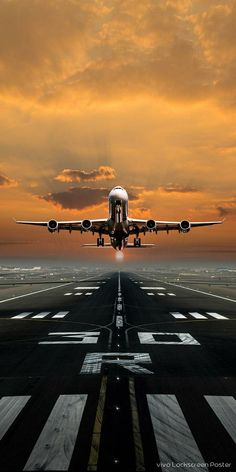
[15,218,109,234]
[128,218,224,234]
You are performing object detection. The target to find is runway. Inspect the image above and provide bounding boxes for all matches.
[0,267,235,471]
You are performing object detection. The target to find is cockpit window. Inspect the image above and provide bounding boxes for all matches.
[115,186,122,189]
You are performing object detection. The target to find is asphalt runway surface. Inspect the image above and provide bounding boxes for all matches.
[0,267,235,471]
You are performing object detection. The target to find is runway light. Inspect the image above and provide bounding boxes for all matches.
[115,251,124,261]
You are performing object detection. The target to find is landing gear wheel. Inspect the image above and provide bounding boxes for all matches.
[134,237,141,247]
[97,237,104,247]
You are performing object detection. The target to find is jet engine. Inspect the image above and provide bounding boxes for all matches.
[146,219,156,231]
[82,219,92,231]
[47,219,58,233]
[180,220,191,233]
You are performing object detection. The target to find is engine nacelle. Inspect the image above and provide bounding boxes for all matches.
[47,219,58,233]
[180,220,191,233]
[146,219,156,231]
[82,219,92,231]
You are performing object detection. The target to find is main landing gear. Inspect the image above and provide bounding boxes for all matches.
[134,237,141,247]
[97,237,104,247]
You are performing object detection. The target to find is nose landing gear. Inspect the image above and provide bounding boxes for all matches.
[134,237,141,247]
[97,237,104,247]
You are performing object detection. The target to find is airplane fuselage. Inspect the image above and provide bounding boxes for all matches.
[107,186,129,250]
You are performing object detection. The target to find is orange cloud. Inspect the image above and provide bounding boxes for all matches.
[0,173,18,188]
[55,166,116,183]
[159,184,199,193]
[40,187,109,210]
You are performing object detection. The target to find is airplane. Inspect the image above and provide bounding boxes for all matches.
[15,185,223,251]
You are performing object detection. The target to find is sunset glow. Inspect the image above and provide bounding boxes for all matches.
[0,0,235,263]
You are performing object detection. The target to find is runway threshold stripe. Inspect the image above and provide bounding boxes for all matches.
[205,396,236,444]
[24,394,87,471]
[52,311,69,319]
[74,287,99,290]
[11,312,32,319]
[188,312,206,319]
[170,312,186,319]
[206,312,228,320]
[129,378,145,471]
[87,376,107,471]
[0,396,31,441]
[32,312,50,319]
[147,395,208,470]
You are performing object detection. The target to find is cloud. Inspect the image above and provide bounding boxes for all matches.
[0,173,18,188]
[217,202,236,217]
[160,184,199,193]
[40,185,138,210]
[55,166,116,183]
[0,0,215,107]
[40,187,109,210]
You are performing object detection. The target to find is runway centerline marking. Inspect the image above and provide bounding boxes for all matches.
[0,282,73,304]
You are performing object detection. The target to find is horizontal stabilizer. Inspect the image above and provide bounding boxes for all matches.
[82,243,111,248]
[126,244,156,248]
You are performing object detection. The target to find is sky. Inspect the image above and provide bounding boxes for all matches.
[0,0,236,265]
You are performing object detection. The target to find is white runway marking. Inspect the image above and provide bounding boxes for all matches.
[116,316,123,327]
[32,312,50,319]
[205,396,236,444]
[80,352,153,374]
[23,394,87,471]
[141,287,166,290]
[85,292,92,296]
[147,292,154,296]
[138,332,200,345]
[188,312,207,319]
[147,394,208,471]
[74,287,99,290]
[206,312,228,320]
[158,280,236,304]
[157,293,165,296]
[170,312,187,319]
[75,292,82,296]
[52,311,69,319]
[167,293,176,296]
[0,396,31,441]
[39,332,100,344]
[11,312,33,319]
[64,293,72,296]
[0,283,73,305]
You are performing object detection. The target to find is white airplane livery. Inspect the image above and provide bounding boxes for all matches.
[16,186,223,251]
